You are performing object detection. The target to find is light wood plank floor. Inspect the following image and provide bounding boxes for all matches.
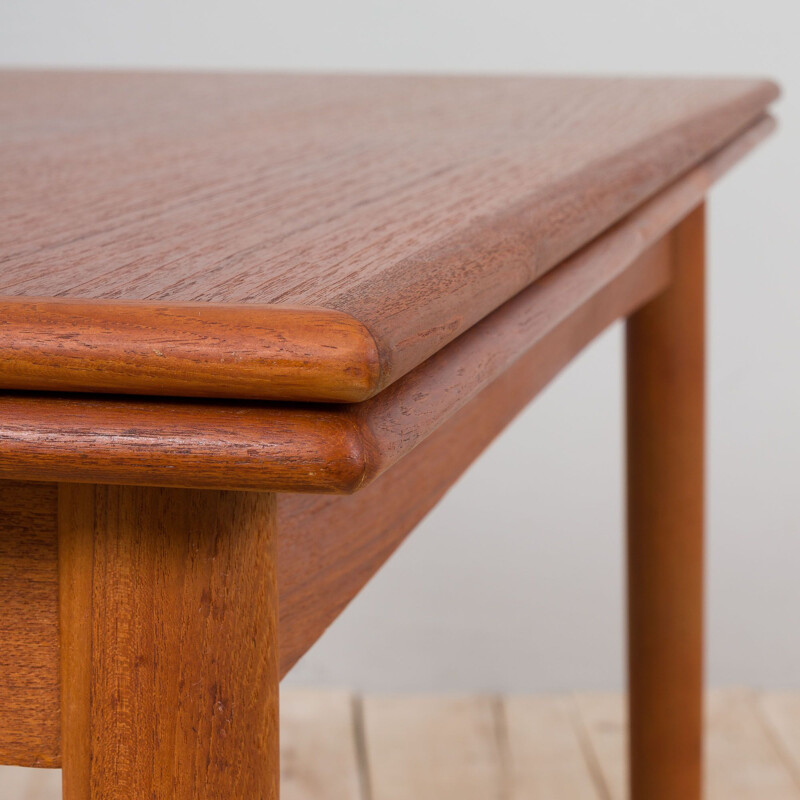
[3,689,800,798]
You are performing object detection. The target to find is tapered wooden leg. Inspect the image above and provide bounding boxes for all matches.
[626,203,705,800]
[58,485,279,800]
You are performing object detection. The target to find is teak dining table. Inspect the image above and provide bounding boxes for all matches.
[0,71,779,799]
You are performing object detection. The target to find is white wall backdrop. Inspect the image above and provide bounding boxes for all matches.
[2,0,798,691]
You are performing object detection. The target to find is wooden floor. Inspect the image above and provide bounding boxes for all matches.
[4,689,800,798]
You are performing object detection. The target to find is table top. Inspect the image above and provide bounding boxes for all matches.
[0,106,777,493]
[0,70,778,402]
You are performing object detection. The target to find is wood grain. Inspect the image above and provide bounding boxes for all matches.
[58,485,279,799]
[0,217,667,492]
[57,484,94,791]
[0,117,771,494]
[626,205,705,800]
[0,301,380,402]
[0,229,673,767]
[0,396,368,494]
[0,481,60,768]
[0,219,666,769]
[0,71,778,399]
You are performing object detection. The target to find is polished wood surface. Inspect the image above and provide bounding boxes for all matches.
[0,216,664,767]
[0,71,777,400]
[0,220,667,765]
[626,205,706,800]
[0,116,772,493]
[0,396,369,494]
[0,228,667,495]
[0,221,666,767]
[58,485,279,799]
[0,481,60,768]
[0,301,380,402]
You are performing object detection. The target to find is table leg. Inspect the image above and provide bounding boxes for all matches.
[58,484,279,800]
[626,203,705,800]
